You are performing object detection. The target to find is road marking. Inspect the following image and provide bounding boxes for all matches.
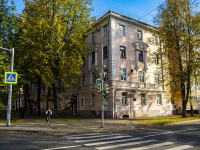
[61,132,103,137]
[42,145,82,150]
[143,128,167,132]
[67,133,120,140]
[76,135,131,142]
[125,142,173,150]
[143,128,200,138]
[95,139,157,150]
[84,137,143,146]
[166,145,194,150]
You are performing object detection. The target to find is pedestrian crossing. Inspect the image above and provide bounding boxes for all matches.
[58,132,194,150]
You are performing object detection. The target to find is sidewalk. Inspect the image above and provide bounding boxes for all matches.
[0,118,151,134]
[0,116,199,134]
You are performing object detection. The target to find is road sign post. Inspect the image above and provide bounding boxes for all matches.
[0,47,14,127]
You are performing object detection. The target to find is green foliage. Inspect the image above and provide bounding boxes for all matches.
[154,0,200,117]
[16,0,93,87]
[0,0,19,103]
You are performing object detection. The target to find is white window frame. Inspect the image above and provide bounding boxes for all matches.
[141,93,146,105]
[154,53,159,64]
[138,50,144,62]
[92,72,96,84]
[137,30,143,41]
[103,46,108,59]
[122,92,128,105]
[120,68,128,81]
[157,94,162,105]
[90,94,95,105]
[81,75,85,85]
[119,25,125,36]
[102,25,108,37]
[155,73,160,85]
[92,32,96,43]
[139,71,145,83]
[104,69,108,81]
[91,51,95,64]
[120,46,126,59]
[81,96,84,105]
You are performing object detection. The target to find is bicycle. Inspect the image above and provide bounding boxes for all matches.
[46,114,51,125]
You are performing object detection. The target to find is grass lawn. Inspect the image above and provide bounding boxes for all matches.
[137,114,200,125]
[0,110,199,125]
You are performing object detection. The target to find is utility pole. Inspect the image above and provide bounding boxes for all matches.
[0,47,14,127]
[101,44,105,128]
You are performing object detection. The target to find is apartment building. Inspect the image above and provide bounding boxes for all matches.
[63,10,175,118]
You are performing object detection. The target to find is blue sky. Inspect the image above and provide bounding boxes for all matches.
[14,0,165,24]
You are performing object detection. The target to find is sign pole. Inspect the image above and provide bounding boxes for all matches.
[101,44,104,128]
[6,48,14,127]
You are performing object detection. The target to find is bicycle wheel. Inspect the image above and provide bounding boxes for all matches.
[47,115,51,125]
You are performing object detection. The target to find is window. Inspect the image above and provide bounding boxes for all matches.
[81,96,84,105]
[120,46,126,59]
[122,92,128,105]
[104,69,108,81]
[155,53,159,64]
[103,46,108,59]
[141,93,146,105]
[103,25,108,37]
[137,30,143,41]
[82,57,85,66]
[81,75,85,85]
[157,94,162,105]
[139,71,145,83]
[155,73,160,85]
[119,25,125,36]
[92,32,96,43]
[91,94,95,105]
[91,52,95,64]
[58,100,62,109]
[92,72,96,83]
[153,35,159,45]
[138,50,144,62]
[120,68,127,81]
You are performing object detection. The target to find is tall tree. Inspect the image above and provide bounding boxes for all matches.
[0,0,18,108]
[16,0,93,114]
[154,0,200,117]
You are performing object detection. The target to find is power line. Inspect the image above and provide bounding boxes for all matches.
[139,1,166,21]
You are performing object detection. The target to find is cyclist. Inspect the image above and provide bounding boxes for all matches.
[45,108,52,124]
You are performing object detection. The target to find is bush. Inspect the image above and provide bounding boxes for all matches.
[0,102,6,110]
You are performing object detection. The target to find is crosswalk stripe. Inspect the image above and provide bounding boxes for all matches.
[95,139,157,150]
[125,142,174,150]
[67,133,120,140]
[165,145,194,150]
[84,137,143,146]
[42,145,82,150]
[76,135,131,143]
[62,133,102,138]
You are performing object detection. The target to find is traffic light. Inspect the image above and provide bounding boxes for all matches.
[96,83,102,93]
[96,78,102,93]
[103,83,109,94]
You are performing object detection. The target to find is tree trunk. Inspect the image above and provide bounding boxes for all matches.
[190,88,194,116]
[52,82,58,114]
[24,84,27,108]
[37,76,41,116]
[182,100,187,118]
[26,83,33,114]
[46,87,51,109]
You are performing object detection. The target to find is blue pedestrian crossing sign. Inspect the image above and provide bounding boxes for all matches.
[4,72,18,84]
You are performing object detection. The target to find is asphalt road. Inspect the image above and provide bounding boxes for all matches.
[0,122,200,150]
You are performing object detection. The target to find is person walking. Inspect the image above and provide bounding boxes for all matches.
[20,107,26,120]
[45,108,52,124]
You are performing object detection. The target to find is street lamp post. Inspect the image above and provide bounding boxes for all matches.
[0,47,14,127]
